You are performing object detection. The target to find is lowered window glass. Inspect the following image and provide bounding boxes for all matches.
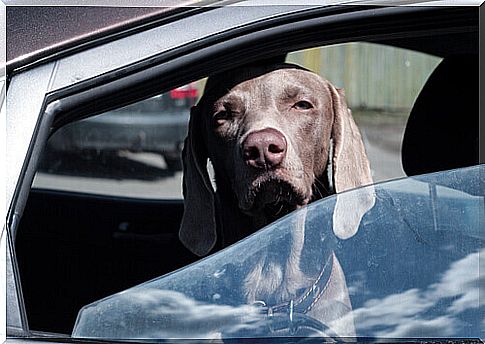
[73,165,483,341]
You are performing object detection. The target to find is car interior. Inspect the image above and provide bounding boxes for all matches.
[12,7,479,336]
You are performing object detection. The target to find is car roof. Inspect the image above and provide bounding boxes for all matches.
[5,0,482,72]
[5,3,209,70]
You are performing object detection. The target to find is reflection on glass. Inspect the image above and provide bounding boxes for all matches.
[73,166,483,340]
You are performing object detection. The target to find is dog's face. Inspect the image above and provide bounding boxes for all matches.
[205,69,333,224]
[179,63,374,256]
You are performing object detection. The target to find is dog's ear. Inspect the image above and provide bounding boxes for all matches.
[329,85,375,239]
[179,106,217,256]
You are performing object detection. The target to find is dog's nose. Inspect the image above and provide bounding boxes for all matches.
[242,128,287,169]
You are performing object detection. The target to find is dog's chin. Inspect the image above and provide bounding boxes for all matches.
[241,177,309,224]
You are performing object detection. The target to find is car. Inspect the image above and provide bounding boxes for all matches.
[2,1,482,343]
[43,83,199,172]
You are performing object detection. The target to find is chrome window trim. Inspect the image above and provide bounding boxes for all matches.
[5,231,26,334]
[3,0,483,6]
[6,63,55,215]
[1,227,6,342]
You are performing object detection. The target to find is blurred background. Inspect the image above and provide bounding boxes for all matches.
[288,42,442,184]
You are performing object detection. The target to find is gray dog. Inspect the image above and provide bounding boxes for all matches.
[178,62,375,337]
[179,63,373,257]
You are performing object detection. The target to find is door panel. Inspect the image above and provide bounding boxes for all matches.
[15,189,197,334]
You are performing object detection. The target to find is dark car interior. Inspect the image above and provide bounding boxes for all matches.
[402,54,479,178]
[13,7,479,336]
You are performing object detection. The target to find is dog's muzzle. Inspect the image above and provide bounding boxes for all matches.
[242,177,307,222]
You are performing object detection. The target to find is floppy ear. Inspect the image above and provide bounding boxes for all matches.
[329,86,375,239]
[179,106,217,256]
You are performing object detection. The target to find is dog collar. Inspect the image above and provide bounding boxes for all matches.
[253,252,336,334]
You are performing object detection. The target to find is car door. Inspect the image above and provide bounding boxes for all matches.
[5,2,482,342]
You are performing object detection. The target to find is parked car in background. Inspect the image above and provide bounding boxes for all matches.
[2,1,482,343]
[45,83,198,171]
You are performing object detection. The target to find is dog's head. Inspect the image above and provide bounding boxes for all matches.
[180,63,373,256]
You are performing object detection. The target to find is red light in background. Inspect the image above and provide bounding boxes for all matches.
[170,83,199,99]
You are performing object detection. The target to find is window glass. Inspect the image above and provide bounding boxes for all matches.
[287,42,442,182]
[72,165,483,340]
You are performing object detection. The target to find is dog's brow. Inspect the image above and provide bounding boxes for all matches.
[283,85,305,99]
[222,92,245,109]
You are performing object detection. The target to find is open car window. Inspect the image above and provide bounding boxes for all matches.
[32,42,441,199]
[73,165,483,340]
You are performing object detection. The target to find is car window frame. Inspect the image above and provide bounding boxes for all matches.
[8,5,477,230]
[5,4,480,338]
[7,6,476,222]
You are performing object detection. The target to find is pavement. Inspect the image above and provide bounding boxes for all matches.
[354,112,408,183]
[34,151,184,199]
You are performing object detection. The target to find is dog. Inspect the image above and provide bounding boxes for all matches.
[180,62,373,255]
[178,62,375,337]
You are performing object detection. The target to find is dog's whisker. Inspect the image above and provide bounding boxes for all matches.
[312,181,325,199]
[313,177,330,196]
[275,202,285,216]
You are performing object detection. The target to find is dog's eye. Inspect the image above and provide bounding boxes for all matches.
[213,111,230,126]
[293,100,313,110]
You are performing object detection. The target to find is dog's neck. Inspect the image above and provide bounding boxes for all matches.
[214,179,257,248]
